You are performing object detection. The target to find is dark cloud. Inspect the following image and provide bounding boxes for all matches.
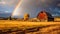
[17,0,60,17]
[0,0,60,17]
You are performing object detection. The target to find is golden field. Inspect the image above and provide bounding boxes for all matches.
[0,20,60,34]
[54,17,60,22]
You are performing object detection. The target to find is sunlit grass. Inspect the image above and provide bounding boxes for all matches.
[0,19,60,34]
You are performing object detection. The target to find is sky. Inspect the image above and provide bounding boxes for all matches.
[0,0,60,18]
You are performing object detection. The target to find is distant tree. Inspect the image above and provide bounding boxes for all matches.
[10,16,12,20]
[8,16,12,20]
[24,13,30,21]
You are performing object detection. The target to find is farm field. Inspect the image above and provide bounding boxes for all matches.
[0,20,60,34]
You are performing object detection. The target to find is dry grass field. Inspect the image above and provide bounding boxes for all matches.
[0,20,60,34]
[54,17,60,22]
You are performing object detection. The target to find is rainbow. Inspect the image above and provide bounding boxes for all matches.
[12,0,23,17]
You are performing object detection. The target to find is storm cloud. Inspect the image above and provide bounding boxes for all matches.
[0,0,60,18]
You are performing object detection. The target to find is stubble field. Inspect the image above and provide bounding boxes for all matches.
[0,20,60,34]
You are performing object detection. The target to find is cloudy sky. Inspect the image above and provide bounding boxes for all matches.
[0,0,60,18]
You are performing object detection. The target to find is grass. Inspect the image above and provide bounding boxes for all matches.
[0,20,60,34]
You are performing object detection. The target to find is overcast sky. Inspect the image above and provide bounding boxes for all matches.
[0,0,60,18]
